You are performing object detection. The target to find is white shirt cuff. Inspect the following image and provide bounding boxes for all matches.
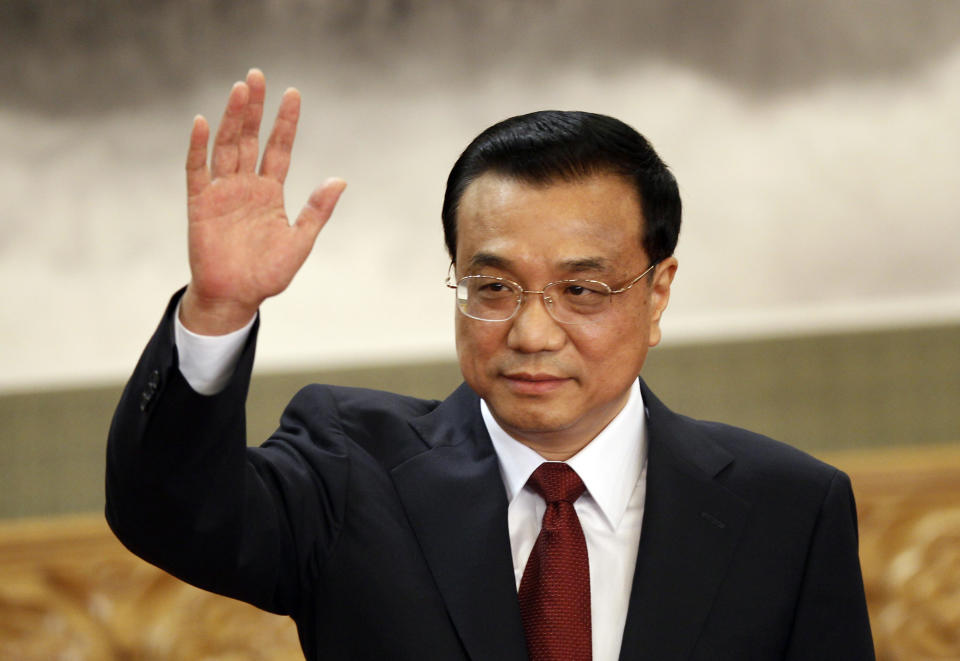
[173,300,257,395]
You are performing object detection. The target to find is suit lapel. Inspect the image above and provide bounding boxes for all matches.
[618,382,751,661]
[392,383,528,661]
[391,379,748,661]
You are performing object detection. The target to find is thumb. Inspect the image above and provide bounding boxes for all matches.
[294,177,347,241]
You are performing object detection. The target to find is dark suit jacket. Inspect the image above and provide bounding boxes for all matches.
[106,293,875,660]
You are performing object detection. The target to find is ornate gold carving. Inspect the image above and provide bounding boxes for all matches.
[826,445,960,661]
[0,517,302,660]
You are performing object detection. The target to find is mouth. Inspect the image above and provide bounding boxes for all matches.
[501,372,571,395]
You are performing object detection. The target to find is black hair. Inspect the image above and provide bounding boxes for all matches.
[441,110,681,266]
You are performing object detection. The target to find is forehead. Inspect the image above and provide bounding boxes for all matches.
[455,172,645,272]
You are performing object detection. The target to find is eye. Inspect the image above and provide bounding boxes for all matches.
[553,281,608,310]
[562,283,605,297]
[471,278,517,300]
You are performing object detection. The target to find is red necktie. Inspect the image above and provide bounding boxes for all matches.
[518,462,592,661]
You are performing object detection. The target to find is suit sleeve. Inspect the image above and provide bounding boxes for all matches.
[104,290,346,618]
[784,469,876,660]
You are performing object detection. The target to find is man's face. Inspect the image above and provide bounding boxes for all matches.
[454,172,677,459]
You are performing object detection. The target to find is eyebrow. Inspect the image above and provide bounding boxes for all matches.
[467,252,511,270]
[558,257,613,273]
[466,252,614,274]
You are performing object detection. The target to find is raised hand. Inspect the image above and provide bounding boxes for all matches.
[179,68,346,335]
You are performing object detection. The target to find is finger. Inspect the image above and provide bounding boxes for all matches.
[210,81,250,178]
[186,115,211,197]
[294,178,347,243]
[259,87,301,183]
[237,68,266,173]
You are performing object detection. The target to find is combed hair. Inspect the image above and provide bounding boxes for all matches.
[441,110,681,266]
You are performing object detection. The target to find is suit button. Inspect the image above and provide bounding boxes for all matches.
[140,369,160,411]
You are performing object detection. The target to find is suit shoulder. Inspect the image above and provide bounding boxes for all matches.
[682,415,841,496]
[642,380,839,492]
[281,384,440,458]
[286,383,439,426]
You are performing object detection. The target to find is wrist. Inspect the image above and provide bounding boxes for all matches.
[179,285,259,336]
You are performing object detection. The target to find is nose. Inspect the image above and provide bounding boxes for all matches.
[506,292,566,353]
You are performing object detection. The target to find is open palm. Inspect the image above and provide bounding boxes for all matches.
[181,69,345,334]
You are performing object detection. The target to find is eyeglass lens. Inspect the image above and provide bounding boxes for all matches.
[456,277,611,323]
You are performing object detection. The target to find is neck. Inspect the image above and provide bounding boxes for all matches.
[522,437,593,462]
[494,390,632,461]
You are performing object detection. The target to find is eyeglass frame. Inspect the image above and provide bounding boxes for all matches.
[445,261,660,325]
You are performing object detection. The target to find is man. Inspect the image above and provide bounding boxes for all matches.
[106,69,875,660]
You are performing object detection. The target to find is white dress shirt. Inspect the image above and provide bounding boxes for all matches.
[482,382,647,661]
[173,302,256,395]
[174,313,648,661]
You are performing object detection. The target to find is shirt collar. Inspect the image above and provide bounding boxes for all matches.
[481,379,647,531]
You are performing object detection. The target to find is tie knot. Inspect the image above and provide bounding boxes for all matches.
[527,462,586,504]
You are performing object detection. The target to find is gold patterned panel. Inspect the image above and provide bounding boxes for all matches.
[0,517,303,661]
[824,445,960,661]
[1,444,959,660]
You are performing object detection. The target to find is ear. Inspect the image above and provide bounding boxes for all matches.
[647,257,678,348]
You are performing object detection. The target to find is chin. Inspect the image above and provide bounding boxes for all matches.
[493,404,576,436]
